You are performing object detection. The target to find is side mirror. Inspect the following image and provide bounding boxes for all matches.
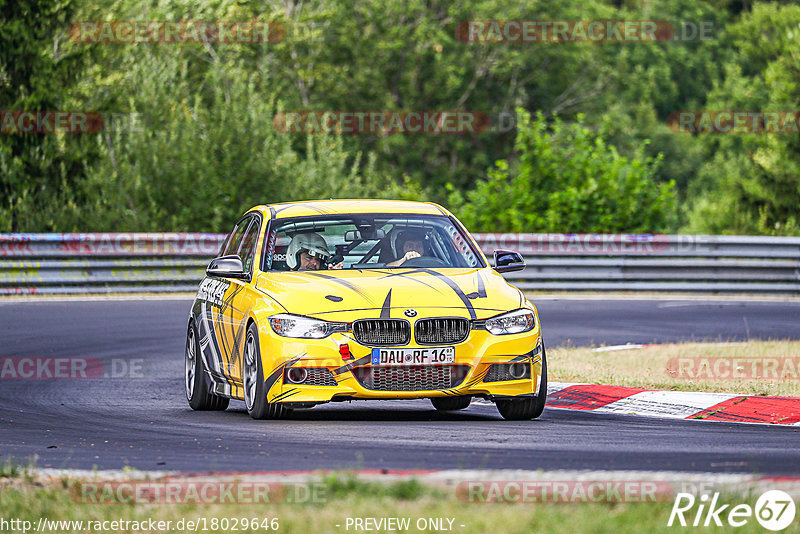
[493,250,525,273]
[206,255,250,280]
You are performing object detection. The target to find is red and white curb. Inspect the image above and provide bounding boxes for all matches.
[546,382,800,425]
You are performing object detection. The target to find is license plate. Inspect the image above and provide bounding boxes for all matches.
[371,347,455,366]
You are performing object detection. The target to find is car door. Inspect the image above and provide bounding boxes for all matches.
[222,215,261,384]
[198,215,253,390]
[196,218,248,387]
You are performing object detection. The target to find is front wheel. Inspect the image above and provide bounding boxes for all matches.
[243,323,292,420]
[496,344,547,421]
[185,322,229,411]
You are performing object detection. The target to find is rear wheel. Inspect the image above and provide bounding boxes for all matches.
[496,344,547,421]
[243,323,292,420]
[431,396,471,411]
[185,322,229,411]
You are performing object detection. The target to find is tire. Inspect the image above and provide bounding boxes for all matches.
[496,344,547,421]
[185,322,229,411]
[243,322,292,420]
[431,396,472,411]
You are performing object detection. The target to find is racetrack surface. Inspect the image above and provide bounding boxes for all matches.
[1,297,799,474]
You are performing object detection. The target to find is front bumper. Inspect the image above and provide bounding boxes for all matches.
[258,326,543,404]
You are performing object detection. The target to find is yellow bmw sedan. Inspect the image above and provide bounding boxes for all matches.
[185,200,546,420]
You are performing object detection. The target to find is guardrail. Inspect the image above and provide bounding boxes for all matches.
[0,233,224,295]
[1,233,799,295]
[473,233,800,293]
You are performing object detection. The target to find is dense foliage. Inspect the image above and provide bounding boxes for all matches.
[1,0,797,234]
[450,110,675,233]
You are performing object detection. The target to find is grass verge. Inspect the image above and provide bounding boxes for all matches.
[2,474,797,534]
[549,340,800,396]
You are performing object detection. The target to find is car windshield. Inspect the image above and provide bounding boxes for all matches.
[263,214,484,271]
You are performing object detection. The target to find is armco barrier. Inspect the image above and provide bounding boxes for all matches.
[0,233,225,295]
[1,233,799,295]
[473,233,800,293]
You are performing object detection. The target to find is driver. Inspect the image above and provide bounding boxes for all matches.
[387,229,426,267]
[286,233,342,271]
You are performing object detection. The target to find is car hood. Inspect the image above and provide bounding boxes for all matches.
[254,267,524,321]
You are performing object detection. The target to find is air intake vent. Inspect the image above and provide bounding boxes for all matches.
[353,365,470,391]
[483,362,531,382]
[284,367,337,386]
[415,318,470,345]
[352,319,411,346]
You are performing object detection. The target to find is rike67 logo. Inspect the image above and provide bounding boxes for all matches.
[668,490,796,531]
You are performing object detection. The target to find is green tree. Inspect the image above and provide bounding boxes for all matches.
[450,109,676,233]
[685,3,800,235]
[59,56,401,231]
[1,0,782,234]
[0,0,95,231]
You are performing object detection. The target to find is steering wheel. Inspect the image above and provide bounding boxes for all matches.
[401,256,448,268]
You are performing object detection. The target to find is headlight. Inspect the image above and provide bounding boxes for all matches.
[485,309,536,335]
[269,314,348,339]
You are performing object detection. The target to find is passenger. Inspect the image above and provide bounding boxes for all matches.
[286,233,342,270]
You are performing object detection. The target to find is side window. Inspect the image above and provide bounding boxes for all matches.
[237,218,260,273]
[221,217,250,257]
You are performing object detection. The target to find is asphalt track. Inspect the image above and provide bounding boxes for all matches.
[1,297,799,475]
